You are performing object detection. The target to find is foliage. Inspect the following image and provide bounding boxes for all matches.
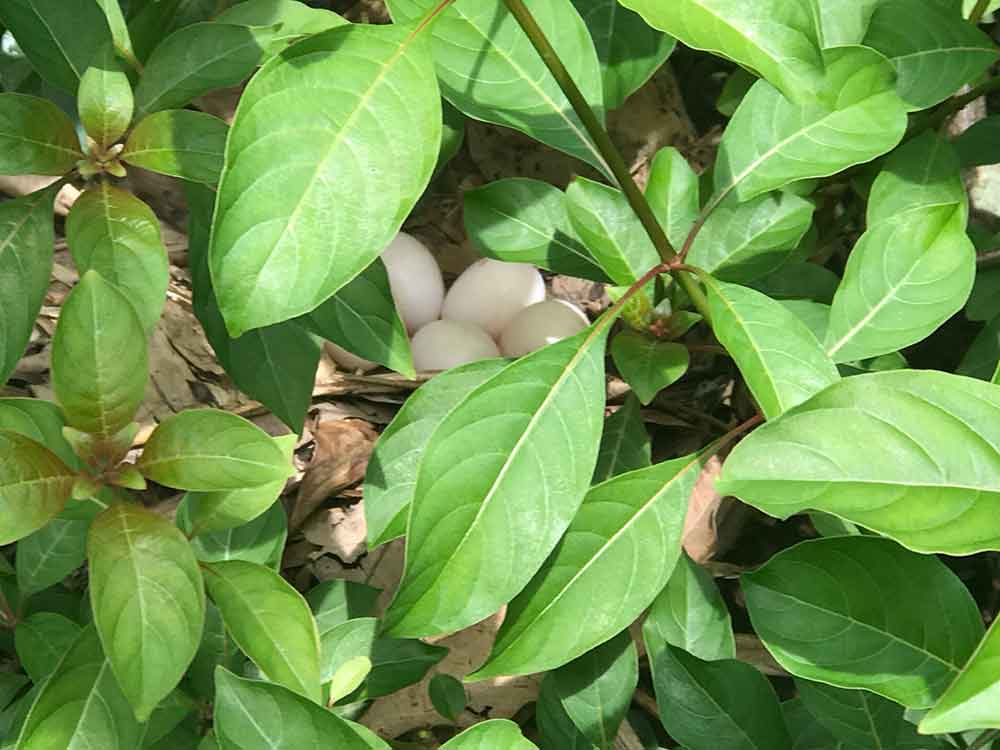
[0,0,999,748]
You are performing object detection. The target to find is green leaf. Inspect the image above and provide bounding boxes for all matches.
[137,410,294,491]
[0,93,81,175]
[134,22,274,115]
[570,0,675,109]
[954,116,1000,167]
[441,720,538,750]
[796,679,948,749]
[644,551,735,662]
[463,178,607,281]
[536,675,594,750]
[0,0,113,93]
[328,657,371,705]
[959,315,1000,381]
[16,504,98,596]
[920,616,1000,734]
[473,452,702,679]
[0,431,74,545]
[782,698,839,750]
[565,177,661,285]
[0,187,56,386]
[203,560,322,704]
[714,47,907,203]
[51,271,148,438]
[307,579,380,635]
[967,268,1000,321]
[210,22,441,335]
[213,667,371,750]
[216,0,348,56]
[0,673,28,712]
[706,279,839,420]
[177,496,287,567]
[94,0,135,62]
[610,331,688,405]
[646,643,791,750]
[429,674,466,722]
[88,502,206,720]
[688,192,815,282]
[386,0,607,174]
[14,612,81,683]
[812,0,881,46]
[864,0,997,109]
[741,536,983,707]
[593,393,650,483]
[123,110,227,185]
[645,146,699,250]
[616,0,823,103]
[143,689,198,747]
[66,184,168,333]
[382,325,609,637]
[298,258,416,379]
[78,44,133,148]
[0,398,75,468]
[363,358,509,548]
[552,632,637,750]
[177,479,288,537]
[750,261,840,304]
[16,625,144,750]
[719,370,1000,554]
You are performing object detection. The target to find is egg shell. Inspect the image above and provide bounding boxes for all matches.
[325,342,377,373]
[411,320,500,372]
[441,259,546,337]
[381,232,445,333]
[499,299,590,357]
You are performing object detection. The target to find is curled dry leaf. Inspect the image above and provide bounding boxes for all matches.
[303,504,368,564]
[682,452,751,563]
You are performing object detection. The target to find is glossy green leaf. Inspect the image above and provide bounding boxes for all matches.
[750,261,840,304]
[51,271,148,438]
[143,689,198,747]
[386,0,607,174]
[328,657,371,705]
[0,431,74,545]
[473,452,702,679]
[216,0,347,55]
[782,698,839,750]
[66,184,168,333]
[364,358,509,548]
[959,315,1000,381]
[570,0,675,109]
[88,502,206,720]
[178,478,288,537]
[16,625,144,750]
[644,551,735,662]
[646,643,791,750]
[78,44,133,148]
[134,22,274,115]
[593,394,650,483]
[611,331,688,405]
[177,496,287,567]
[920,615,1000,734]
[298,258,416,378]
[688,192,814,282]
[137,410,294,491]
[777,299,830,342]
[719,370,1000,554]
[210,22,441,335]
[741,536,983,707]
[94,0,134,62]
[463,178,607,281]
[441,720,538,750]
[616,0,823,103]
[812,0,881,46]
[383,325,609,638]
[307,579,380,635]
[0,0,113,93]
[707,279,839,420]
[0,673,28,713]
[429,674,467,722]
[797,679,948,749]
[954,116,1000,167]
[645,146,699,250]
[865,0,997,109]
[0,401,74,475]
[14,612,81,683]
[0,187,56,385]
[0,94,81,175]
[213,668,371,750]
[123,110,227,185]
[966,269,1000,322]
[536,675,594,750]
[552,632,637,750]
[16,504,97,596]
[717,68,755,117]
[203,560,321,704]
[565,177,661,285]
[714,47,907,203]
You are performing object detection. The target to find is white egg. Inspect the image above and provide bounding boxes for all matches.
[381,232,445,333]
[411,320,500,372]
[325,342,377,373]
[441,259,546,337]
[499,299,589,357]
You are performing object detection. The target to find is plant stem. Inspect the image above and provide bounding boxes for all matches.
[969,729,1000,750]
[977,249,1000,268]
[922,76,1000,131]
[499,0,712,324]
[969,0,992,24]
